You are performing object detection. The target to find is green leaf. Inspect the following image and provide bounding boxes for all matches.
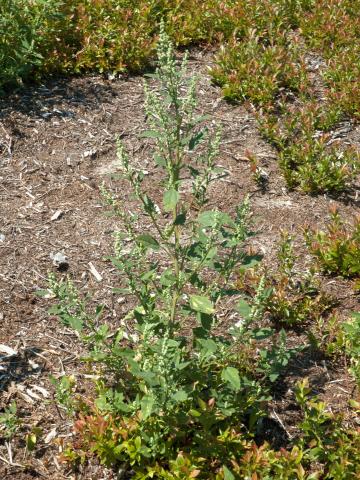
[223,465,235,480]
[269,373,279,382]
[154,154,166,166]
[172,390,188,402]
[188,129,206,151]
[251,328,274,340]
[236,299,252,319]
[163,189,179,212]
[197,338,218,354]
[189,409,201,417]
[140,130,162,139]
[66,315,83,332]
[137,234,160,250]
[240,254,263,270]
[26,433,37,452]
[221,367,241,391]
[190,295,215,314]
[174,212,186,225]
[140,394,155,420]
[198,210,233,227]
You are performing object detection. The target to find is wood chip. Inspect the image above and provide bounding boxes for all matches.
[88,262,103,282]
[0,344,17,356]
[45,428,57,444]
[50,210,63,221]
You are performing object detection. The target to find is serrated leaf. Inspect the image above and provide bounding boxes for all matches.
[163,189,179,212]
[190,295,215,314]
[221,367,241,391]
[137,234,160,250]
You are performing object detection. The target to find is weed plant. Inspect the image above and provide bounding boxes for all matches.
[35,23,360,480]
[0,402,20,440]
[41,26,298,477]
[341,312,360,387]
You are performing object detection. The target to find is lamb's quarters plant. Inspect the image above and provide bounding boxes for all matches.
[42,26,300,477]
[237,232,335,327]
[304,208,360,279]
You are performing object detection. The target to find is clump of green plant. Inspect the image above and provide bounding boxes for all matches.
[0,0,56,88]
[299,0,360,120]
[237,231,334,326]
[341,312,360,387]
[0,402,20,440]
[304,208,360,279]
[324,49,360,121]
[258,102,359,193]
[295,378,360,478]
[308,314,347,358]
[43,27,298,477]
[211,31,309,108]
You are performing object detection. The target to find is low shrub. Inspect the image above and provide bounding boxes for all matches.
[237,231,335,326]
[211,32,309,107]
[258,103,359,193]
[304,208,360,278]
[0,0,65,87]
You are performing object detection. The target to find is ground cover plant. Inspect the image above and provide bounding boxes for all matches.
[257,102,360,193]
[304,208,360,280]
[237,231,335,327]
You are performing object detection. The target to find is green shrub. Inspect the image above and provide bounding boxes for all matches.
[258,103,359,193]
[342,312,360,387]
[237,232,335,326]
[0,0,52,87]
[304,208,360,278]
[211,32,309,107]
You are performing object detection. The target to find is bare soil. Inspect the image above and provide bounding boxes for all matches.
[0,50,359,478]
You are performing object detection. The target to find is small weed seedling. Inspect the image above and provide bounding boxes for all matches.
[0,402,20,440]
